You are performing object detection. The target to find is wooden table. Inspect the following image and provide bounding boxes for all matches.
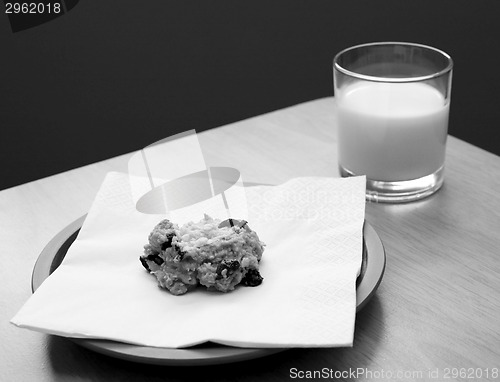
[2,98,499,381]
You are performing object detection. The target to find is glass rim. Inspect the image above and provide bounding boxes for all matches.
[333,41,454,83]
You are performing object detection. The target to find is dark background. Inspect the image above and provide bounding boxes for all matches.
[1,0,499,190]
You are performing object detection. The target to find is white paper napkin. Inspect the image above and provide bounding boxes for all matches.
[11,173,366,348]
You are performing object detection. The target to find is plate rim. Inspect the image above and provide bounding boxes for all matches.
[31,215,385,366]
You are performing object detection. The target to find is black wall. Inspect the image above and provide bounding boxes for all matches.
[1,1,499,190]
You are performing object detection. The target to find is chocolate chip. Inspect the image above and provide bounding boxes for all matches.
[173,244,185,261]
[160,234,175,250]
[216,259,240,279]
[139,256,150,271]
[146,253,164,265]
[241,269,263,286]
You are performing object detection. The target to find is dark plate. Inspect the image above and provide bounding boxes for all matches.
[31,216,385,365]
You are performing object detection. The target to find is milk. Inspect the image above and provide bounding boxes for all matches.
[337,82,449,182]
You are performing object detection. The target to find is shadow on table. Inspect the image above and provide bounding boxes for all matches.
[46,296,384,381]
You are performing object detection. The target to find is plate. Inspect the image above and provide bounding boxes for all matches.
[31,215,385,366]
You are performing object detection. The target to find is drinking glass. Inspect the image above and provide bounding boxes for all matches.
[334,42,453,203]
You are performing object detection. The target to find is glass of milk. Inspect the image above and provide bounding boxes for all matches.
[334,42,453,203]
